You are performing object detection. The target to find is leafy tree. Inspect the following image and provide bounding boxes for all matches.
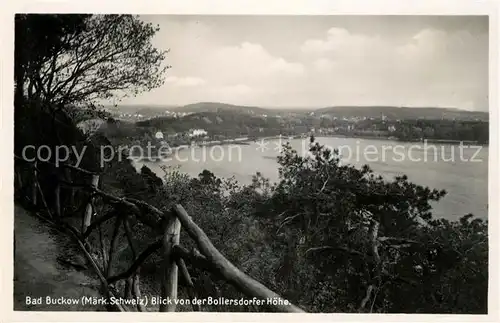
[14,14,170,220]
[16,14,168,108]
[15,14,89,107]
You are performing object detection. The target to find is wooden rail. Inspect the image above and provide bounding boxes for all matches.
[14,155,305,313]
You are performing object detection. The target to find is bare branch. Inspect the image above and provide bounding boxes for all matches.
[173,204,305,313]
[28,15,167,107]
[107,238,163,284]
[359,285,374,312]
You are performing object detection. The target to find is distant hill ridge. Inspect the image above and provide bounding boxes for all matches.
[111,101,489,121]
[175,102,488,121]
[173,102,269,115]
[315,106,488,121]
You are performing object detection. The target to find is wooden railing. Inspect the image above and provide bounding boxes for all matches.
[14,155,305,313]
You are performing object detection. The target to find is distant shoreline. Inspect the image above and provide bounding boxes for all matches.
[126,133,488,161]
[251,134,489,147]
[309,134,488,146]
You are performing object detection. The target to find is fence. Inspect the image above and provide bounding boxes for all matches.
[14,155,305,313]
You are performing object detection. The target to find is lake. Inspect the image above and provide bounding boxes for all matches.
[133,136,489,221]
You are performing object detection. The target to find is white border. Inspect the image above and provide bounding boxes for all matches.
[1,1,498,322]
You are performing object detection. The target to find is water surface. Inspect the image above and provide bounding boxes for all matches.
[134,137,488,220]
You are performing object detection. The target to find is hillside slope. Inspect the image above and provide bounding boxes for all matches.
[173,102,270,115]
[13,205,106,311]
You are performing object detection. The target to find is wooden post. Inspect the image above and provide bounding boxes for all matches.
[98,226,108,272]
[160,215,181,312]
[32,161,37,206]
[176,257,201,311]
[124,276,133,299]
[62,167,74,209]
[14,166,23,201]
[71,233,126,312]
[172,204,305,313]
[106,216,122,278]
[132,274,147,312]
[82,174,99,233]
[69,186,75,206]
[54,179,61,218]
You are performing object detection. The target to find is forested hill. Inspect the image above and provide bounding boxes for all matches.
[132,105,489,144]
[172,102,271,115]
[114,102,489,121]
[315,106,489,121]
[136,110,288,138]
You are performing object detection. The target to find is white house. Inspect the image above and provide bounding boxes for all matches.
[188,129,208,137]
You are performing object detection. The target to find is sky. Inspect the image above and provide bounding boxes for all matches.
[119,15,489,111]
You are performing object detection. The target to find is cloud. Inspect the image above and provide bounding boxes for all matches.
[211,42,305,80]
[218,84,254,95]
[207,84,255,101]
[395,29,450,62]
[121,16,487,110]
[164,76,206,87]
[268,57,305,75]
[174,83,258,106]
[301,28,387,59]
[301,28,351,54]
[313,58,335,71]
[297,26,487,109]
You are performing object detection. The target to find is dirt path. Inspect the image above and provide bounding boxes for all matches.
[13,204,106,311]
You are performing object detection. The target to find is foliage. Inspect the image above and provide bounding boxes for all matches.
[106,135,487,313]
[132,111,489,145]
[136,111,293,140]
[14,14,487,314]
[390,120,489,143]
[16,103,488,313]
[259,138,486,313]
[319,118,489,143]
[15,14,168,107]
[15,14,89,106]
